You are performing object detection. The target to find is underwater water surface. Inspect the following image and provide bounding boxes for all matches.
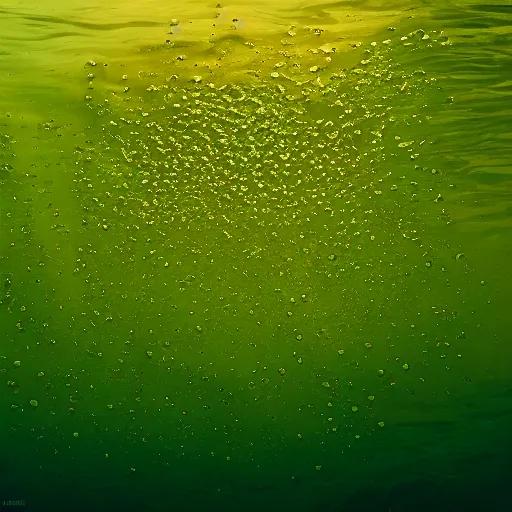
[0,1,511,511]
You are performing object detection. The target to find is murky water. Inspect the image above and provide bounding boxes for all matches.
[1,1,511,511]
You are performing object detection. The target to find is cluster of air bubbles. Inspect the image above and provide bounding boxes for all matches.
[76,29,451,245]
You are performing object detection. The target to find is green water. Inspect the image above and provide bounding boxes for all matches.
[1,1,511,511]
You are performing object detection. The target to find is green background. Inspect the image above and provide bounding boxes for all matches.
[1,1,511,511]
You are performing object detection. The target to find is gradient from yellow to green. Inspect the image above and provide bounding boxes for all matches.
[0,1,511,511]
